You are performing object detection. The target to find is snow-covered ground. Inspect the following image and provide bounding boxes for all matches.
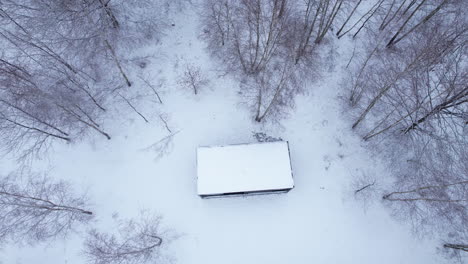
[0,6,449,264]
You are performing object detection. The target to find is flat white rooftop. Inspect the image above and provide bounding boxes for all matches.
[197,141,294,197]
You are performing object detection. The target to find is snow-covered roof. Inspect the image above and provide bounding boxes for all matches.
[197,141,294,196]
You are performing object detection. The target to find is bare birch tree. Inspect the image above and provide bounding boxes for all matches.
[341,1,467,259]
[351,24,466,130]
[239,58,306,122]
[83,213,166,264]
[0,170,93,245]
[382,143,468,255]
[0,0,179,158]
[202,0,323,122]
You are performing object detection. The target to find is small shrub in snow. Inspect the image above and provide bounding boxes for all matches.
[253,132,283,143]
[178,64,209,95]
[349,171,379,211]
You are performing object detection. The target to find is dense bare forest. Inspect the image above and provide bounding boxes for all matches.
[0,0,466,263]
[201,0,467,258]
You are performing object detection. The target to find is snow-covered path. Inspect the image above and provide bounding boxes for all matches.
[0,6,447,264]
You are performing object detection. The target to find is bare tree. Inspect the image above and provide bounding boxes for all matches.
[381,144,468,252]
[314,0,344,44]
[0,0,179,159]
[202,0,292,74]
[443,244,468,252]
[84,213,166,264]
[383,181,468,203]
[141,131,180,161]
[239,58,306,122]
[178,64,210,95]
[0,170,93,245]
[379,0,408,31]
[439,240,468,262]
[351,0,385,39]
[336,0,363,37]
[349,170,380,211]
[118,93,150,123]
[336,0,384,39]
[351,24,466,130]
[292,0,341,63]
[335,0,460,46]
[202,0,321,122]
[138,75,164,104]
[202,0,233,47]
[386,0,449,48]
[0,54,111,159]
[442,243,468,260]
[342,1,467,260]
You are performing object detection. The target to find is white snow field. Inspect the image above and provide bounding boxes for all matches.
[0,6,449,264]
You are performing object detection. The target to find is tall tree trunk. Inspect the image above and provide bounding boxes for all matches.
[118,94,149,123]
[337,0,382,39]
[336,0,362,37]
[349,45,379,105]
[363,109,415,141]
[352,0,384,39]
[98,0,120,29]
[379,0,396,31]
[387,0,448,47]
[255,88,263,122]
[0,115,71,142]
[139,76,163,104]
[386,0,427,47]
[383,180,468,203]
[67,76,106,111]
[315,0,343,44]
[443,244,468,252]
[295,0,321,64]
[0,190,93,215]
[0,99,70,136]
[401,0,418,16]
[351,50,425,129]
[379,0,408,31]
[57,105,111,140]
[104,40,132,87]
[255,66,289,122]
[403,87,468,133]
